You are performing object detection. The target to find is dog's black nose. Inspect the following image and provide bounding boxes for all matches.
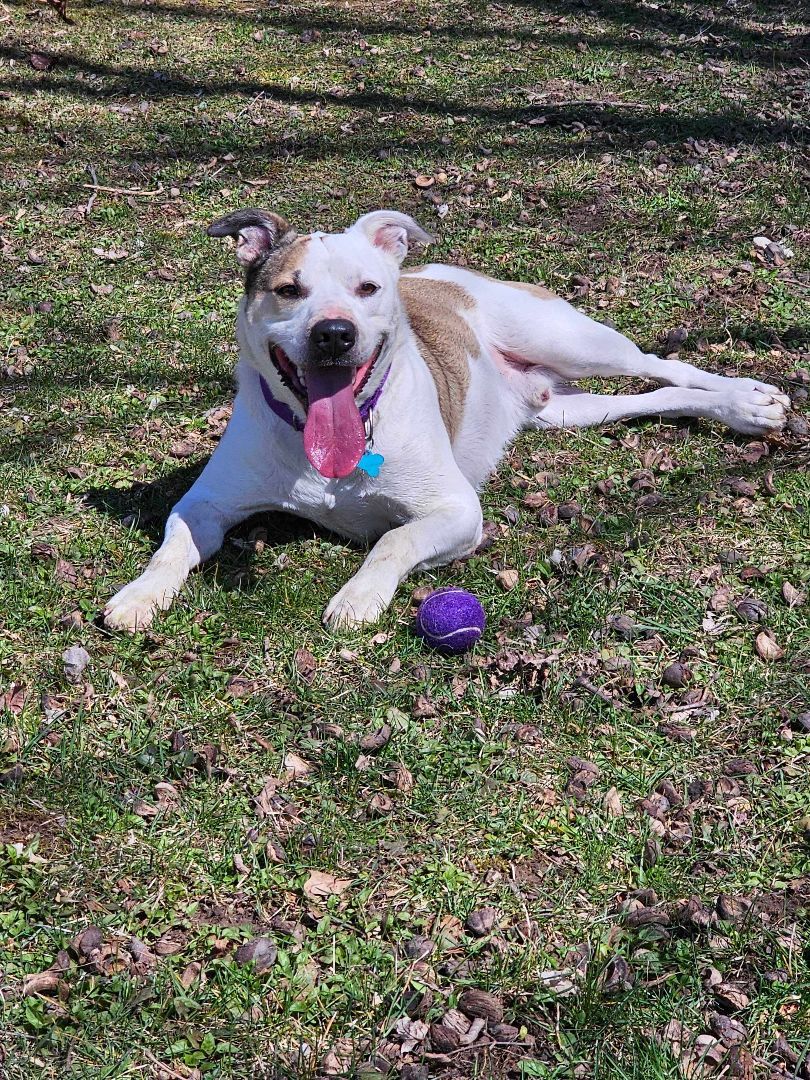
[310,318,357,362]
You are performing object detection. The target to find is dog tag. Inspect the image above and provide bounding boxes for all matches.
[356,451,384,477]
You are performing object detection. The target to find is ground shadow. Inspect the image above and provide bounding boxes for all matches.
[6,0,806,65]
[1,43,806,150]
[85,459,342,597]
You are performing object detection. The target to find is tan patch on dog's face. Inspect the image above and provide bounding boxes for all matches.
[253,236,312,295]
[399,277,478,440]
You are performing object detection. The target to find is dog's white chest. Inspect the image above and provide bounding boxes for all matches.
[284,469,401,542]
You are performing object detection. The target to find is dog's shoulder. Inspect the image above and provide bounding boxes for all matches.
[398,270,481,441]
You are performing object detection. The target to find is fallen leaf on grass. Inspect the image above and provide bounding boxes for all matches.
[294,648,317,683]
[369,792,393,815]
[30,52,54,71]
[62,646,89,684]
[264,838,286,863]
[226,676,261,697]
[1,683,27,715]
[754,631,784,661]
[496,568,519,591]
[781,581,806,608]
[303,870,352,900]
[386,763,414,793]
[283,752,312,779]
[21,970,62,996]
[601,956,633,994]
[713,983,750,1012]
[458,988,504,1021]
[127,795,158,818]
[465,907,498,936]
[69,926,103,966]
[709,1014,747,1047]
[154,781,179,809]
[153,930,186,957]
[92,246,129,262]
[604,786,623,816]
[55,558,79,585]
[359,723,391,752]
[234,937,277,973]
[253,778,277,817]
[180,961,203,989]
[708,586,733,613]
[412,694,437,718]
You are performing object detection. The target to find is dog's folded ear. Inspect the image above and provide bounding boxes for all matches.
[207,209,294,268]
[349,210,433,264]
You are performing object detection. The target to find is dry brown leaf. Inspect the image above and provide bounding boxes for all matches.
[496,568,519,591]
[369,792,393,815]
[604,786,623,817]
[283,752,312,779]
[30,52,54,71]
[253,778,277,817]
[754,631,784,661]
[22,970,62,996]
[294,648,317,683]
[387,762,414,793]
[781,581,806,608]
[708,586,733,613]
[180,961,203,989]
[303,870,352,900]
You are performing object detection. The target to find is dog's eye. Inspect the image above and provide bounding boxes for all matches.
[274,283,300,299]
[357,281,379,297]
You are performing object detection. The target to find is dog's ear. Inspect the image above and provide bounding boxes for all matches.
[207,209,294,268]
[349,210,433,264]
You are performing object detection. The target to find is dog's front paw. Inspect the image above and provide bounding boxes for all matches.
[323,575,394,629]
[103,578,173,632]
[731,377,788,404]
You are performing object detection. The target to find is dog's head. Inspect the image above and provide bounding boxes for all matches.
[208,209,432,478]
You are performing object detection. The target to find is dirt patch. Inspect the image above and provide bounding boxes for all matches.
[0,808,67,849]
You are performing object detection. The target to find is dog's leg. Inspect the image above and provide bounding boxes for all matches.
[494,293,789,405]
[323,493,483,628]
[531,385,787,435]
[565,318,788,398]
[103,494,243,631]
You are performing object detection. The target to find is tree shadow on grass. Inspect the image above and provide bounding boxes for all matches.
[1,43,806,151]
[7,0,806,64]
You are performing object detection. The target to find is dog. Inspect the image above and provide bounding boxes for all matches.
[103,209,790,631]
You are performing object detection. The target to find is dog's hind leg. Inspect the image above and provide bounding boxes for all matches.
[488,285,788,405]
[529,384,787,436]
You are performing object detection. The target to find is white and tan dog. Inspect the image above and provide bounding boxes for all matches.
[104,209,789,631]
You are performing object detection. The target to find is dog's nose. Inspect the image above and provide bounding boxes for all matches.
[310,318,357,362]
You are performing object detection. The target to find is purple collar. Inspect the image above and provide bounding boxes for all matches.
[258,362,391,433]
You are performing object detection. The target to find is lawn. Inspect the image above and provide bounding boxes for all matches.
[1,0,809,1077]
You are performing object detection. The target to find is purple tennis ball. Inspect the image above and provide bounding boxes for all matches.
[415,588,486,654]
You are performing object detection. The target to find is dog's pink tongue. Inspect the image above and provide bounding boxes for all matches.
[303,366,365,478]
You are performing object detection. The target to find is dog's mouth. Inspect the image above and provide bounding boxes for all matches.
[268,338,384,408]
[269,337,386,479]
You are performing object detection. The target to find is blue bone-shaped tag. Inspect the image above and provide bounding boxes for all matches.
[356,451,384,477]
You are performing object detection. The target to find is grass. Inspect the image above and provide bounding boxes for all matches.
[1,0,809,1076]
